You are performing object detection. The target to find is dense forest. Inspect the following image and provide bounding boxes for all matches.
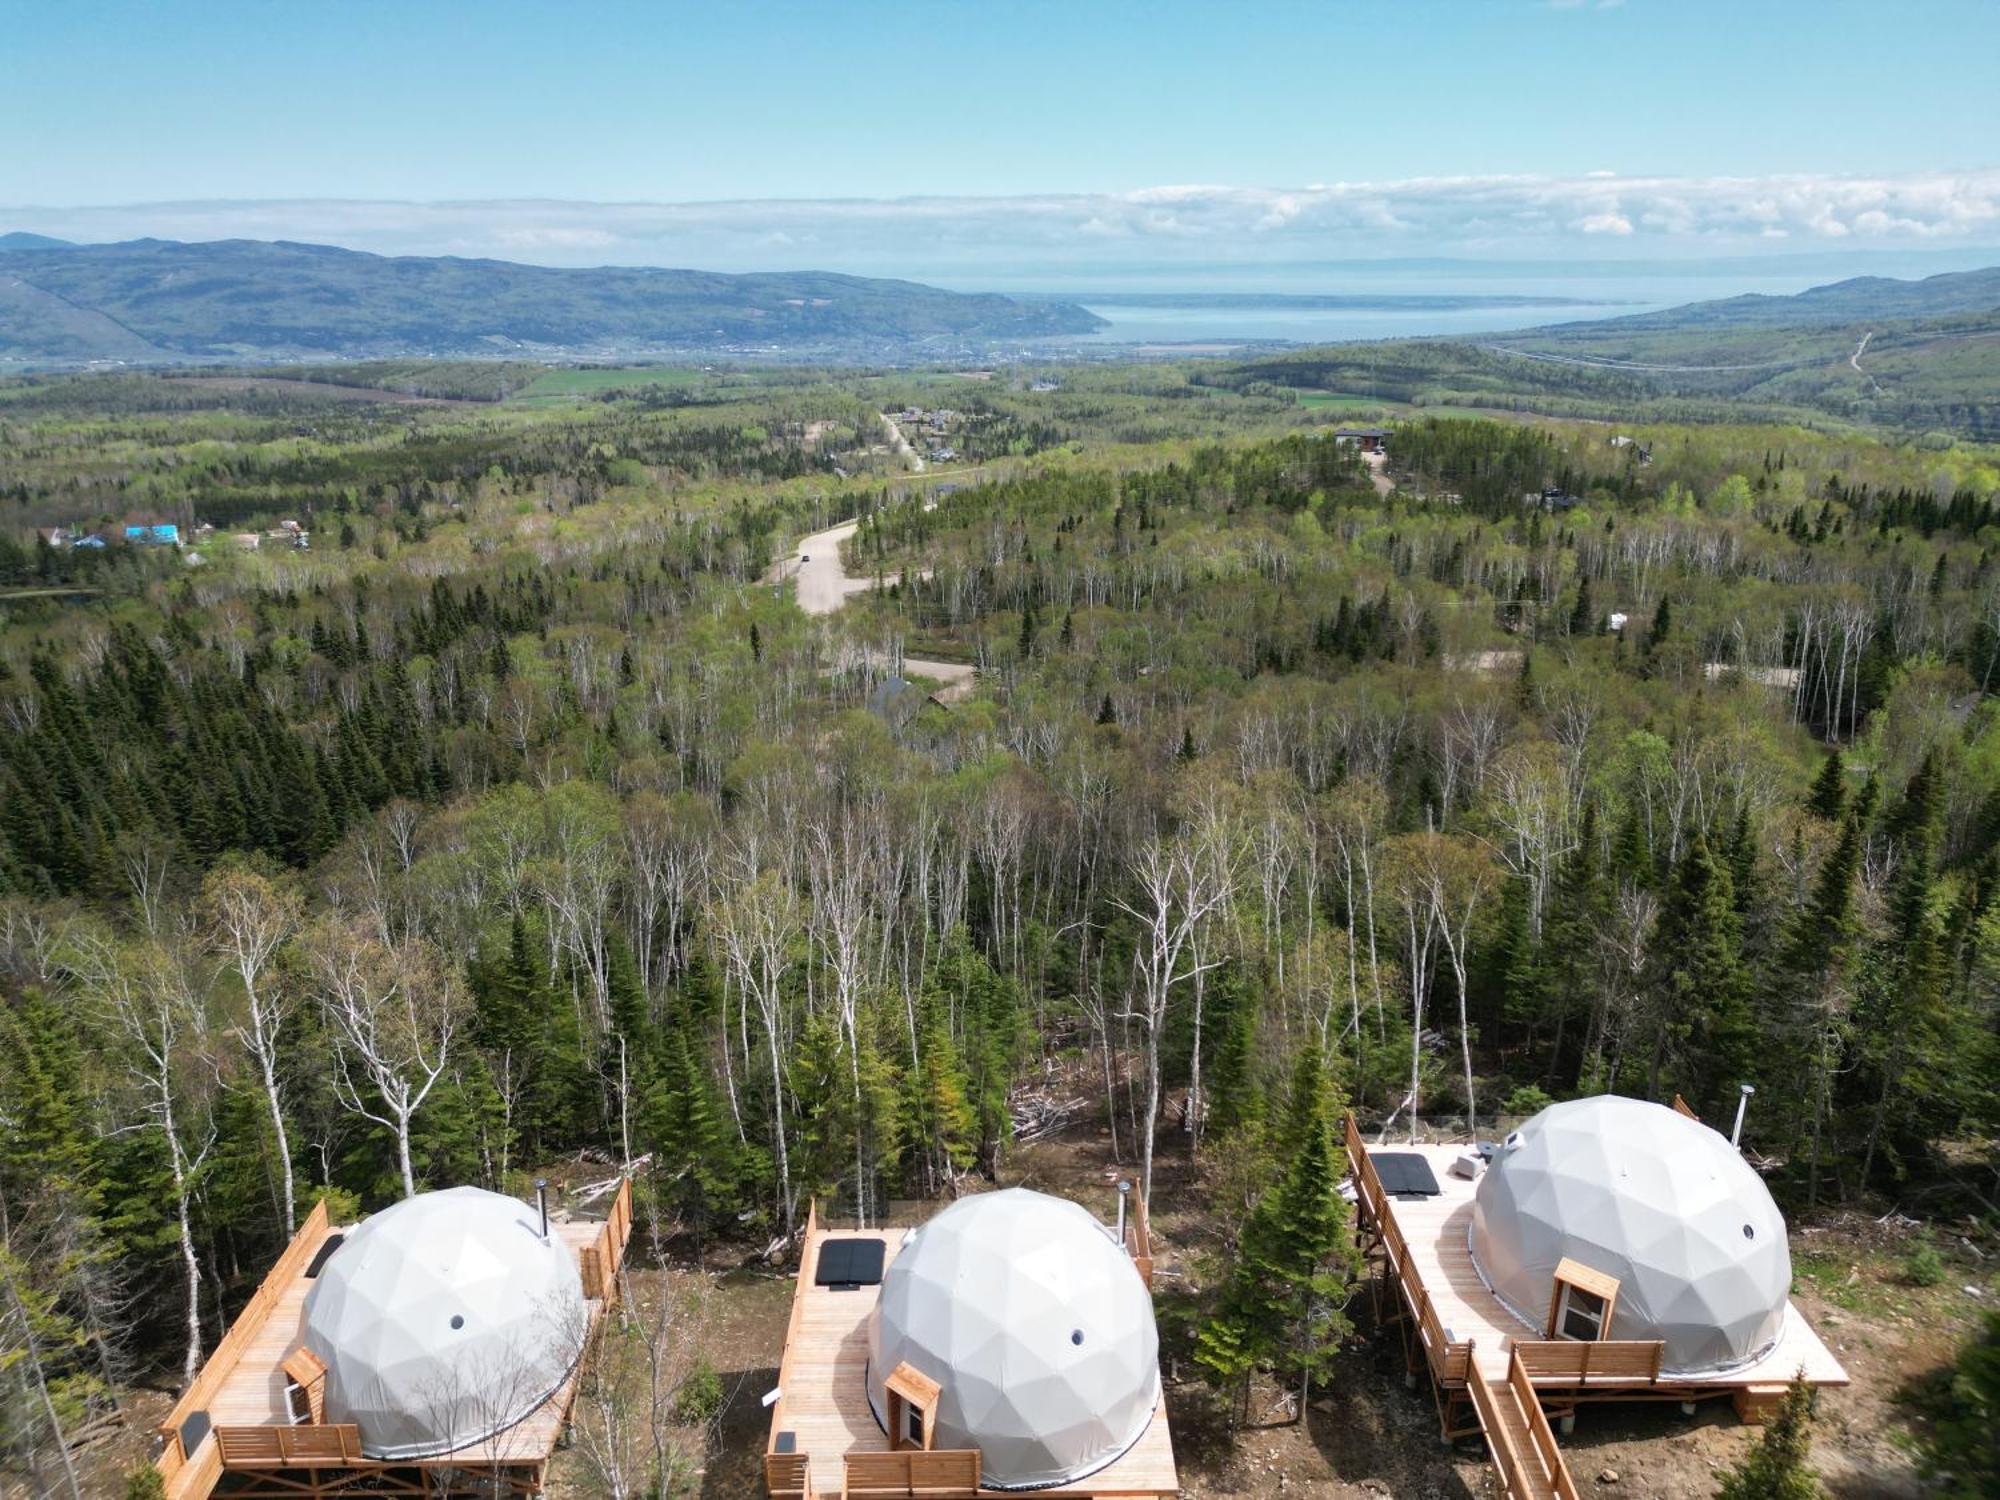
[1,365,1997,1497]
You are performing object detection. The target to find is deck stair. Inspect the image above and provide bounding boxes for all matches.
[1469,1350,1580,1500]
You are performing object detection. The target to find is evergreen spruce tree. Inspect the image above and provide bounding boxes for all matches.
[1568,575,1595,636]
[1915,1310,2000,1499]
[1855,763,1971,1190]
[1714,1375,1824,1500]
[1807,750,1847,821]
[1642,837,1756,1115]
[1194,1049,1361,1423]
[1770,815,1862,1197]
[1543,801,1613,1086]
[1202,961,1262,1138]
[640,1025,747,1254]
[899,986,975,1197]
[1645,594,1672,651]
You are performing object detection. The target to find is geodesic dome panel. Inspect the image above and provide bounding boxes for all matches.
[867,1189,1160,1489]
[1469,1095,1790,1376]
[302,1186,587,1459]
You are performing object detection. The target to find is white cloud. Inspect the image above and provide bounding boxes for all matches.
[5,169,1998,274]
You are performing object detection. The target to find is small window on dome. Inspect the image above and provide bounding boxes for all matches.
[450,1314,465,1331]
[1546,1257,1621,1345]
[1070,1328,1085,1346]
[1742,1224,1755,1241]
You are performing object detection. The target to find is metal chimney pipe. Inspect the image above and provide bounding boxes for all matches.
[1730,1085,1755,1148]
[1115,1180,1130,1248]
[535,1178,550,1239]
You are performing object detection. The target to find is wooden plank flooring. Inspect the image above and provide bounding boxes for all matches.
[769,1227,1177,1499]
[197,1216,603,1465]
[1366,1143,1849,1389]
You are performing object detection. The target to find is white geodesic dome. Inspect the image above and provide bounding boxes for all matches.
[302,1186,587,1459]
[1469,1095,1791,1377]
[867,1189,1160,1490]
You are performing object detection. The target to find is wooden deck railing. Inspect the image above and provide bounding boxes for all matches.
[579,1175,636,1300]
[1467,1354,1580,1500]
[214,1424,367,1468]
[157,1424,223,1500]
[1508,1349,1580,1499]
[153,1197,336,1494]
[764,1198,820,1487]
[1123,1182,1154,1286]
[1512,1339,1665,1387]
[1467,1363,1536,1500]
[841,1448,981,1499]
[1344,1112,1387,1229]
[1356,1136,1473,1389]
[766,1452,811,1499]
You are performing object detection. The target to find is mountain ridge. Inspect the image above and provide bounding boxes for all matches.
[0,236,1106,364]
[1216,263,2000,438]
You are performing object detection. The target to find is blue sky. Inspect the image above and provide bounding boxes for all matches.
[3,0,1998,273]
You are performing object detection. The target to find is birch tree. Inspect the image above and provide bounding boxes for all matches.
[1115,814,1236,1203]
[203,866,304,1233]
[310,921,462,1199]
[71,933,216,1386]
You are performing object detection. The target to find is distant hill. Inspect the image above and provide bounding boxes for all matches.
[1218,265,2000,439]
[0,237,1105,364]
[0,232,75,251]
[1526,265,2000,337]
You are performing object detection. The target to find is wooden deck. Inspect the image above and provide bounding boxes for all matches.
[155,1179,634,1500]
[767,1205,1177,1500]
[1353,1136,1849,1390]
[1342,1117,1849,1500]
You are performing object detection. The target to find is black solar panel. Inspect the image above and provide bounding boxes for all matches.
[1372,1152,1443,1197]
[304,1233,345,1278]
[815,1237,886,1288]
[179,1411,212,1457]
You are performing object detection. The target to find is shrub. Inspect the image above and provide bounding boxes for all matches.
[1904,1232,1947,1288]
[303,1184,364,1226]
[1500,1084,1555,1119]
[1913,1309,2000,1498]
[125,1467,167,1500]
[673,1358,725,1425]
[1714,1374,1823,1500]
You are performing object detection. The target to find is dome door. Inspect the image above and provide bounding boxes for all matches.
[885,1362,941,1452]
